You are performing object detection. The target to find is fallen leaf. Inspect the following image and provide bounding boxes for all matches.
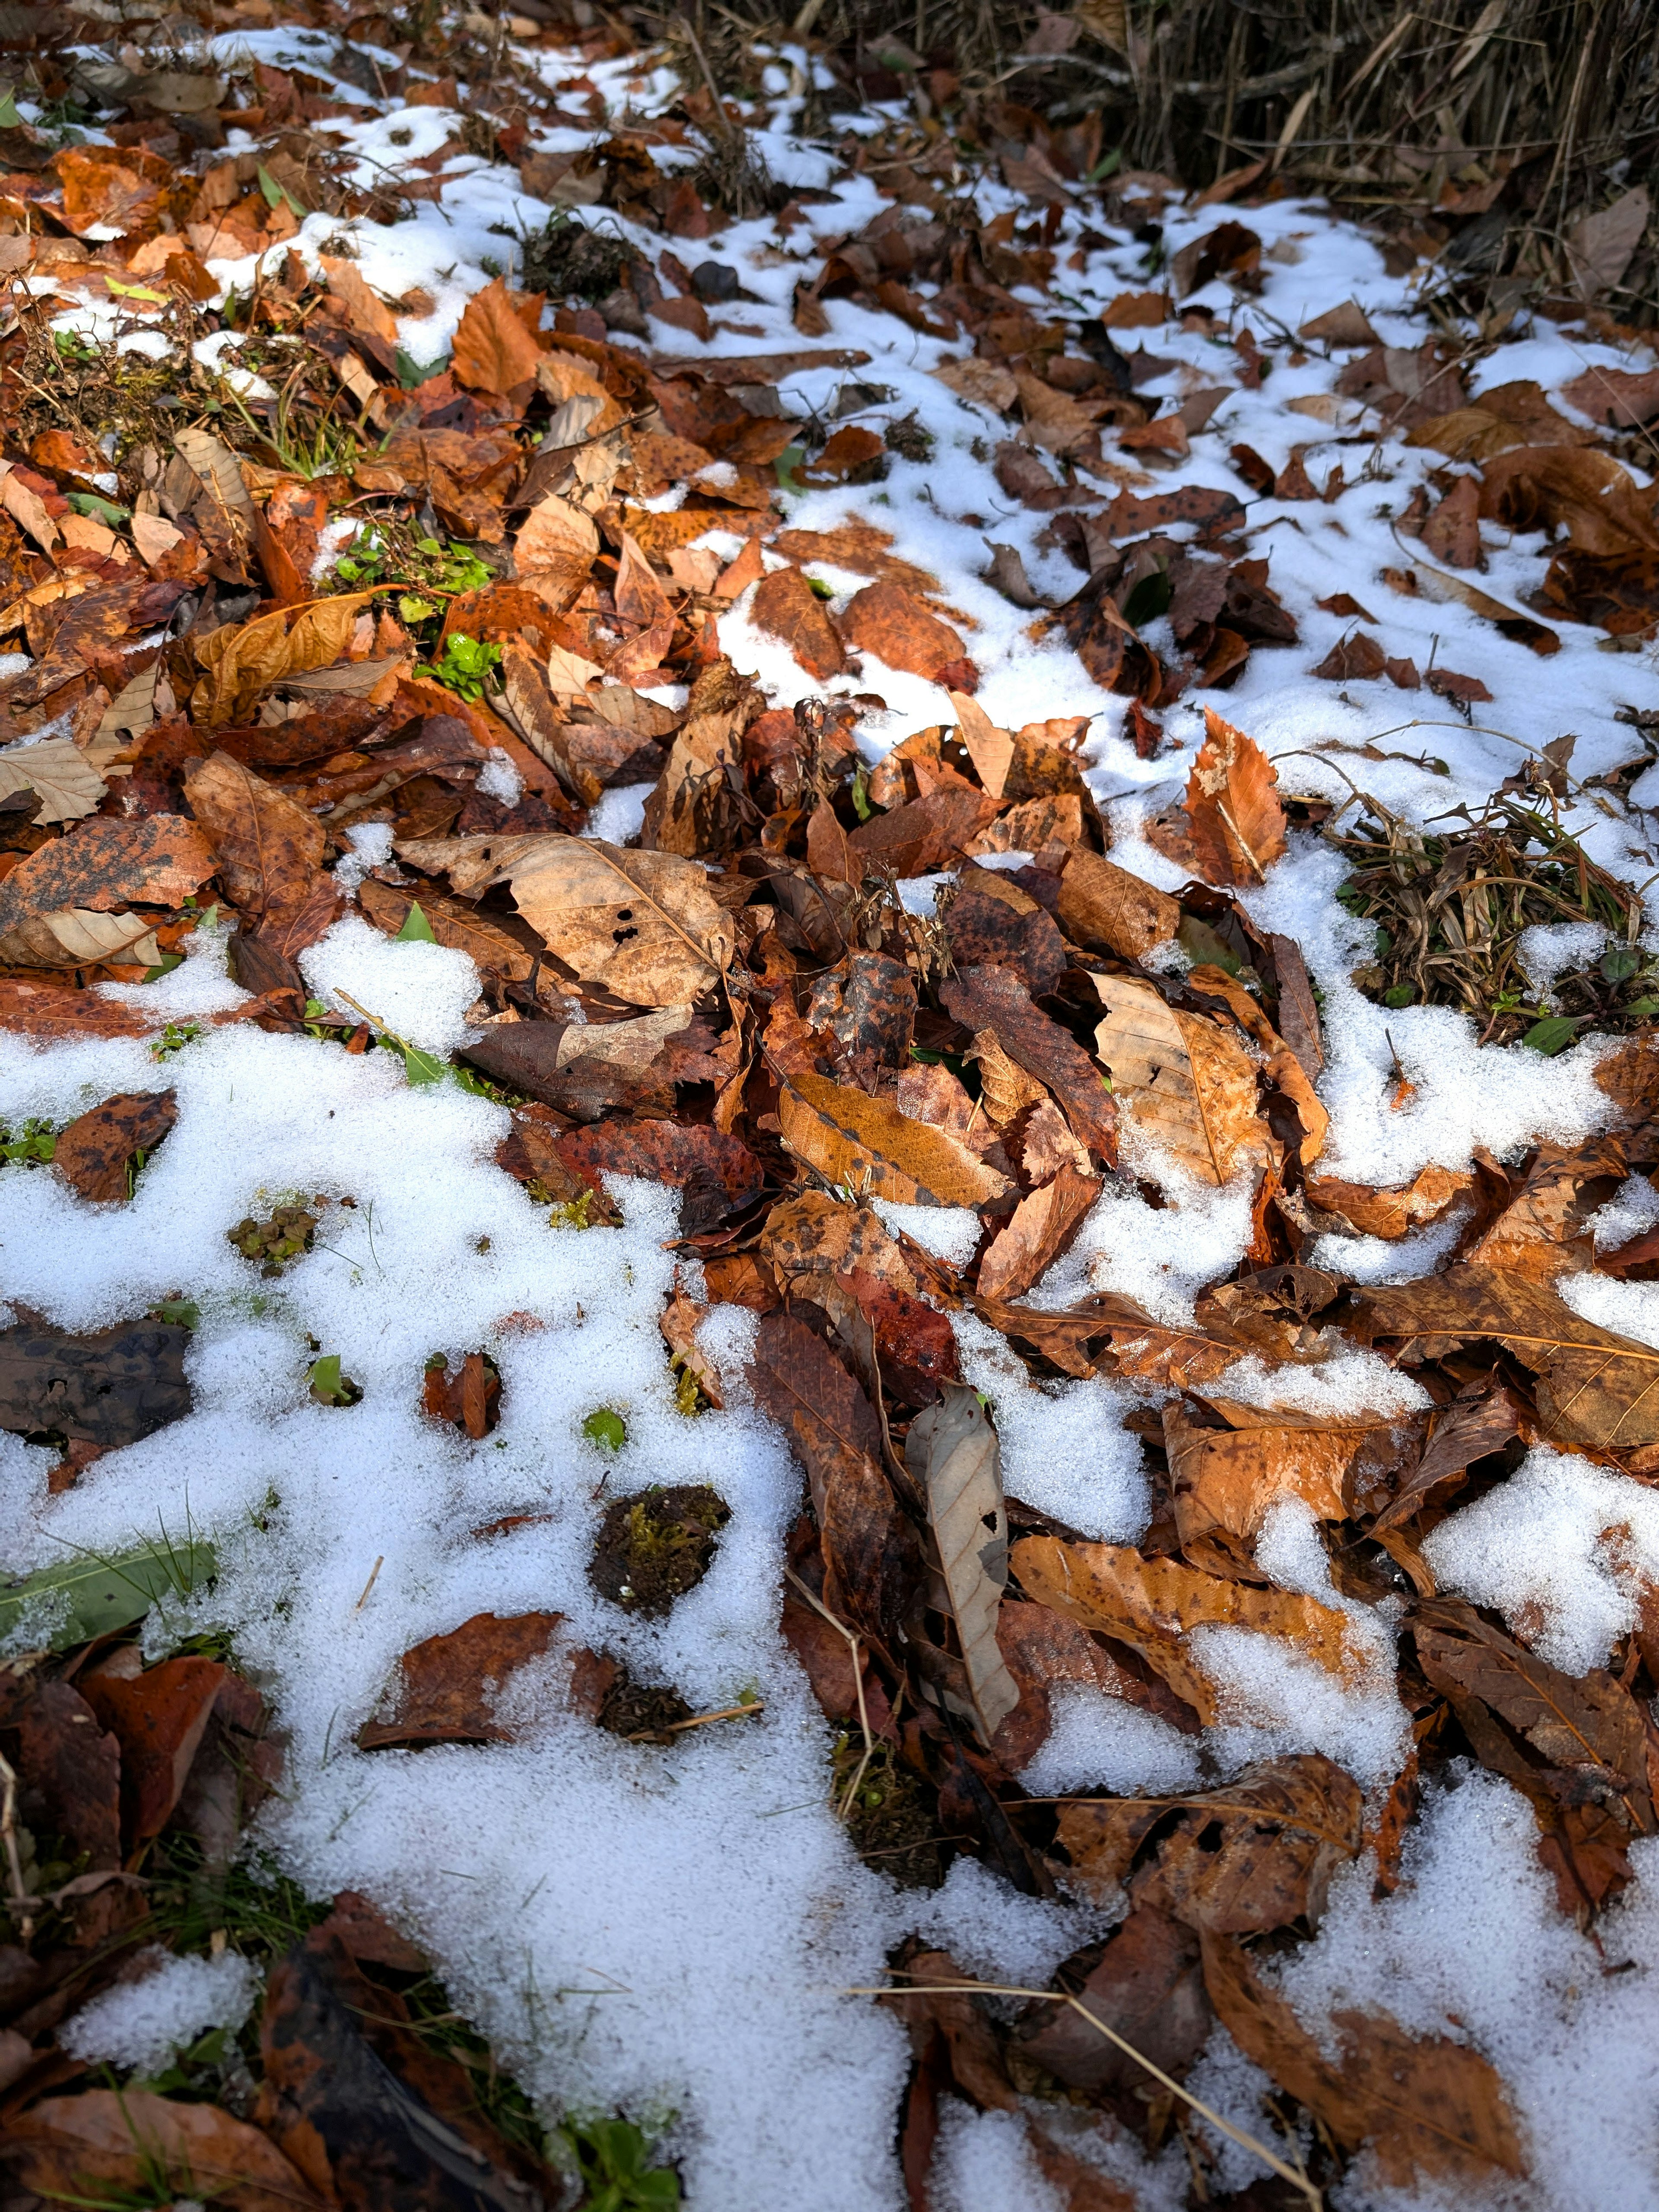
[7,2091,323,2212]
[1200,1931,1528,2187]
[13,1679,121,1869]
[1090,973,1267,1185]
[838,581,979,690]
[1567,184,1650,297]
[907,1383,1020,1745]
[81,1653,226,1843]
[1304,1162,1472,1238]
[1463,1135,1627,1280]
[1358,1266,1659,1453]
[0,1312,192,1446]
[977,1164,1099,1301]
[557,1119,765,1229]
[1051,847,1181,960]
[944,868,1065,996]
[1016,1906,1211,2095]
[779,1071,1011,1206]
[1561,363,1659,429]
[1181,707,1287,884]
[358,879,535,983]
[942,965,1117,1166]
[183,750,327,943]
[450,275,546,394]
[495,835,734,1006]
[1163,1397,1411,1551]
[0,737,108,823]
[1011,1533,1356,1722]
[1371,1380,1526,1533]
[750,1310,918,1657]
[0,906,164,969]
[52,1089,177,1204]
[0,816,211,937]
[357,1613,565,1747]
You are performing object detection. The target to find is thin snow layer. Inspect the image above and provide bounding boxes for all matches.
[1189,1771,1659,2212]
[63,1948,261,2075]
[929,2104,1064,2212]
[1424,1447,1659,1674]
[1018,1683,1203,1801]
[0,1019,912,2210]
[9,43,1659,2204]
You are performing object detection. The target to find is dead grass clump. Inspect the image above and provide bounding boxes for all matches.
[1331,794,1654,1050]
[519,213,638,303]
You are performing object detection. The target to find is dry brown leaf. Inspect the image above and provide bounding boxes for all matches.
[1163,1398,1403,1550]
[183,751,327,939]
[0,816,213,934]
[53,1089,177,1203]
[450,276,545,395]
[1052,847,1180,960]
[498,641,602,807]
[0,906,163,969]
[948,689,1014,797]
[1090,973,1268,1185]
[942,965,1117,1166]
[1463,1136,1627,1281]
[1304,1162,1472,1238]
[0,737,108,823]
[838,581,978,689]
[971,1030,1049,1128]
[747,566,848,681]
[780,1071,1011,1207]
[358,1612,564,1748]
[6,2089,324,2212]
[1201,1932,1528,2187]
[907,1384,1020,1745]
[515,492,600,589]
[977,1164,1099,1301]
[1358,1266,1659,1453]
[1011,1532,1356,1723]
[1182,707,1288,884]
[503,836,733,1006]
[933,357,1019,412]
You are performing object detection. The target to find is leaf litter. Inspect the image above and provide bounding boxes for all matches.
[0,5,1658,2212]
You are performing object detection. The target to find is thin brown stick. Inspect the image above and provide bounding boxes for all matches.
[847,1974,1321,2208]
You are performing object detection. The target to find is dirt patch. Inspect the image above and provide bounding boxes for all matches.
[588,1484,729,1616]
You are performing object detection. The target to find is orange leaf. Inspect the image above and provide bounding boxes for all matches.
[1182,707,1288,884]
[451,276,546,396]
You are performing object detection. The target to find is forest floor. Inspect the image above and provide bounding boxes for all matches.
[1,8,1659,2212]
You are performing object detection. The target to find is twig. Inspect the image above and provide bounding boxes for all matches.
[0,1750,34,1937]
[625,1698,763,1740]
[848,1973,1321,2208]
[354,1555,384,1610]
[785,1568,875,1817]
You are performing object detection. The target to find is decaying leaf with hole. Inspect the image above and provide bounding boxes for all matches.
[490,836,733,1006]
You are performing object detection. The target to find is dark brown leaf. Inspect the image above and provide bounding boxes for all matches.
[357,1613,564,1749]
[750,1312,918,1660]
[1016,1907,1211,2095]
[942,965,1116,1166]
[0,1313,191,1447]
[13,1680,121,1870]
[7,2090,324,2212]
[52,1090,177,1205]
[80,1654,226,1846]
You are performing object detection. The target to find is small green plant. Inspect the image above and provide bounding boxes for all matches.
[395,900,437,943]
[583,1407,627,1452]
[54,329,99,365]
[548,1189,599,1228]
[151,1021,201,1060]
[307,1352,362,1407]
[228,1205,318,1274]
[559,2117,679,2211]
[416,632,502,703]
[0,1118,57,1166]
[336,527,492,600]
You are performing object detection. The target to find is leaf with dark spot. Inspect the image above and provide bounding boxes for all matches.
[52,1090,177,1205]
[0,1313,192,1446]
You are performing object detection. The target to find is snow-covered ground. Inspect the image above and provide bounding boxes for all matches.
[7,22,1659,2210]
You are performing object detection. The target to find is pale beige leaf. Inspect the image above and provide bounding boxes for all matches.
[505,836,733,1006]
[130,512,185,567]
[499,643,601,807]
[932,358,1018,412]
[0,464,60,553]
[555,1004,692,1071]
[96,659,159,744]
[1567,186,1651,299]
[971,1030,1047,1127]
[173,426,258,534]
[779,1071,1012,1207]
[0,907,162,968]
[907,1385,1019,1746]
[516,491,599,580]
[1091,973,1268,1185]
[0,739,107,823]
[948,689,1014,798]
